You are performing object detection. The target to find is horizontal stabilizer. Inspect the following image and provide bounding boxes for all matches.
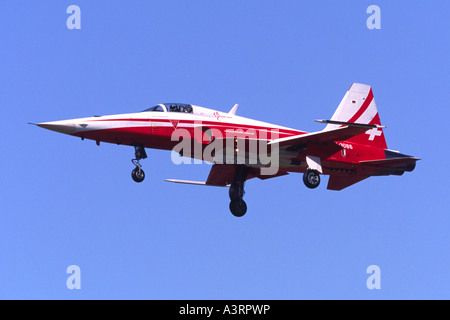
[360,157,419,167]
[327,175,369,191]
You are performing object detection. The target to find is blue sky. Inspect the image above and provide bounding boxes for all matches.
[0,1,449,299]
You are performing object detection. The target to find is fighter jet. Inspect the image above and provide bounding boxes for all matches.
[35,83,419,217]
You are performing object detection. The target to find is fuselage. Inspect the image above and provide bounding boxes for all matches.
[37,102,416,178]
[38,103,304,152]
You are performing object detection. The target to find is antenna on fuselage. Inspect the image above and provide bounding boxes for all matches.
[228,104,239,116]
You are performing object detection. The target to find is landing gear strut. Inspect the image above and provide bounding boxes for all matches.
[303,169,320,189]
[229,165,249,217]
[131,145,147,183]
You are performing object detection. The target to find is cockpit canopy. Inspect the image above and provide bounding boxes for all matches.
[141,103,193,114]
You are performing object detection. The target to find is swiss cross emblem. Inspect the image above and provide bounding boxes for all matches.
[366,128,382,141]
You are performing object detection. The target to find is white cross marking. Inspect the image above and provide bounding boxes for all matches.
[366,128,382,141]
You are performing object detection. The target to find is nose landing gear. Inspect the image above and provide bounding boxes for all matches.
[131,166,145,183]
[131,145,147,183]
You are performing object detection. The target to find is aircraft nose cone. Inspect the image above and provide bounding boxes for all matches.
[36,121,76,135]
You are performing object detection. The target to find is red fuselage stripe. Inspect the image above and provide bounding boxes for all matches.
[86,118,305,136]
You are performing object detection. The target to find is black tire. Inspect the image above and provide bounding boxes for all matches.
[229,199,247,217]
[132,167,145,183]
[303,169,320,189]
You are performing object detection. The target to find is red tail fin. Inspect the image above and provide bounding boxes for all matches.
[325,83,387,149]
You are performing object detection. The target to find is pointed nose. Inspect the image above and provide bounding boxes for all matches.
[36,121,77,135]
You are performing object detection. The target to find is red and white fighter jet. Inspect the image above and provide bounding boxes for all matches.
[35,83,418,217]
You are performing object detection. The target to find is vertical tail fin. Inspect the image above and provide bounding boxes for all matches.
[325,83,387,149]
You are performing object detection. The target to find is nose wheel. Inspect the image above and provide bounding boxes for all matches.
[131,145,147,183]
[131,166,145,183]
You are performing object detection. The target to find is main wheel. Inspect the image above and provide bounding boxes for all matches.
[229,199,247,217]
[131,167,145,183]
[303,169,320,189]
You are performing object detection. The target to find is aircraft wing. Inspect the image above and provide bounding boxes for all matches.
[163,179,212,186]
[205,164,237,186]
[268,126,368,148]
[165,164,237,187]
[166,164,289,187]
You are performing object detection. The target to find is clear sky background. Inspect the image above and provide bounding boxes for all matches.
[1,1,449,299]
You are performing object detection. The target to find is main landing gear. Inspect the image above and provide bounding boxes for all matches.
[303,169,321,189]
[131,145,147,183]
[228,165,250,217]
